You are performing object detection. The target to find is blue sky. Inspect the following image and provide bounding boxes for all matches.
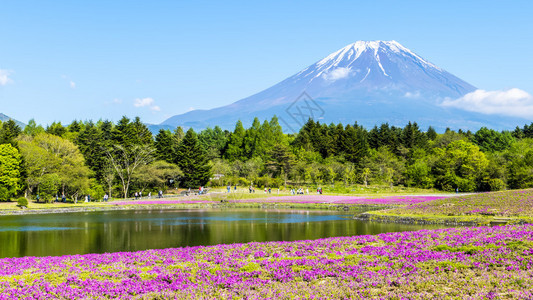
[1,0,532,126]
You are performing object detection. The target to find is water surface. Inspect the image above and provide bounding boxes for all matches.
[0,208,447,258]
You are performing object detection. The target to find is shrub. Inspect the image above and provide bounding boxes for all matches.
[17,197,28,207]
[0,186,10,202]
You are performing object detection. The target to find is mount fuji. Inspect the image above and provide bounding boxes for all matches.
[161,41,526,132]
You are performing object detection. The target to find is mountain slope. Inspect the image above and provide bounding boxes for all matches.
[162,41,525,132]
[0,113,25,128]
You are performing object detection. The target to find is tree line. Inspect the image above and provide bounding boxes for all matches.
[1,115,533,202]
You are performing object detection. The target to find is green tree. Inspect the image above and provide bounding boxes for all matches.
[105,144,155,198]
[0,144,22,200]
[175,129,211,188]
[340,124,368,165]
[472,127,514,152]
[265,144,295,185]
[176,128,211,188]
[18,133,90,200]
[154,129,174,162]
[433,140,489,192]
[224,120,245,161]
[23,119,45,136]
[132,160,182,192]
[46,122,67,137]
[405,159,434,188]
[0,119,22,146]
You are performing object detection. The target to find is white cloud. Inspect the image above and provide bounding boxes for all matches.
[112,98,122,104]
[441,88,533,119]
[404,91,421,98]
[69,81,76,89]
[134,97,160,112]
[134,97,155,107]
[0,69,13,85]
[322,67,352,82]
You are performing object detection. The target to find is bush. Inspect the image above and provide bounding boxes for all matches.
[0,186,10,202]
[17,197,28,207]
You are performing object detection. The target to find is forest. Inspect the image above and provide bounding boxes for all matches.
[1,115,533,202]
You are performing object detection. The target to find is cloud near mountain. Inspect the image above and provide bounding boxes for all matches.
[441,88,533,119]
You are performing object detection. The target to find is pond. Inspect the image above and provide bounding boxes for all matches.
[0,208,448,258]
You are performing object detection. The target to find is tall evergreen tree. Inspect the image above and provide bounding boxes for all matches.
[341,124,368,165]
[0,119,22,146]
[175,128,211,188]
[46,122,67,137]
[154,129,173,162]
[224,120,245,161]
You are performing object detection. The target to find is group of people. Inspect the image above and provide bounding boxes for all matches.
[226,184,238,193]
[290,188,308,195]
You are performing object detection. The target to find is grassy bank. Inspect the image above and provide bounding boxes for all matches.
[361,189,533,225]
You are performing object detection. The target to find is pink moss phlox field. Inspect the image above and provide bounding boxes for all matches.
[1,225,533,299]
[110,200,210,205]
[108,195,447,206]
[388,189,533,219]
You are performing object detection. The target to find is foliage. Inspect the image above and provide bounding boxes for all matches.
[17,197,28,207]
[0,144,22,200]
[105,144,155,198]
[10,116,533,196]
[17,133,90,200]
[175,129,211,188]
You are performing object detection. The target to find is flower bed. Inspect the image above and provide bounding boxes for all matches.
[108,195,447,206]
[243,195,447,205]
[1,225,532,299]
[109,200,211,205]
[384,189,533,219]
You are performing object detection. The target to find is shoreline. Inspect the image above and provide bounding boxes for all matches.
[355,211,532,226]
[0,202,392,216]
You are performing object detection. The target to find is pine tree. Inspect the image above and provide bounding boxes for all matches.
[224,120,245,161]
[154,129,173,162]
[175,128,211,188]
[0,119,22,146]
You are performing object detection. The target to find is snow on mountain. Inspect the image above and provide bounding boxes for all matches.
[161,41,525,132]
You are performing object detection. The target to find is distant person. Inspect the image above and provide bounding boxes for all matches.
[234,184,237,192]
[227,185,231,193]
[148,192,151,198]
[268,187,271,194]
[36,194,40,202]
[62,193,66,203]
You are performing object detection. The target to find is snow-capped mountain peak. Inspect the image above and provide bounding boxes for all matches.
[306,40,441,82]
[160,40,521,133]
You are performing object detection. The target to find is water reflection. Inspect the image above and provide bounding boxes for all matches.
[0,209,447,258]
